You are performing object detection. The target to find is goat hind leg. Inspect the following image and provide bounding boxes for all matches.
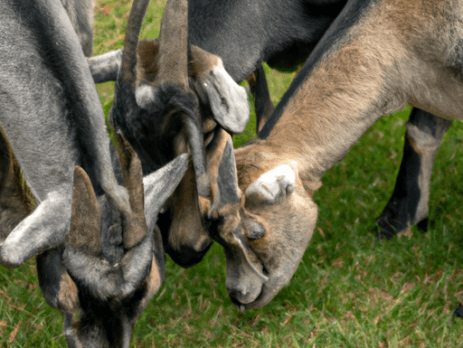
[376,108,451,239]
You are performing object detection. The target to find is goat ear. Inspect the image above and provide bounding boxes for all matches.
[65,166,102,254]
[189,46,249,134]
[115,132,147,249]
[203,63,250,133]
[143,153,189,233]
[244,165,296,206]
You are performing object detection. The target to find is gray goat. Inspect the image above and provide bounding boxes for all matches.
[0,0,187,346]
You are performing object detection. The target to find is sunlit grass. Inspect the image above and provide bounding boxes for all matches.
[1,0,463,346]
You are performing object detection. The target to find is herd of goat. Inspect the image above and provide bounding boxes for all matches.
[1,0,463,345]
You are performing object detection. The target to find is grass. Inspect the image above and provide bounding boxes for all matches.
[2,0,463,346]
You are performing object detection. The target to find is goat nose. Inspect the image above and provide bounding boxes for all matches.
[227,285,250,302]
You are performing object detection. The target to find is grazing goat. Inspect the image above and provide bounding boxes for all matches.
[0,0,188,345]
[89,0,451,240]
[212,0,463,311]
[109,0,250,267]
[37,138,188,347]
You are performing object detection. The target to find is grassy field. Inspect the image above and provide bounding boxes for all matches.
[2,0,463,346]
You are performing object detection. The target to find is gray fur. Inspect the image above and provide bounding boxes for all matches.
[60,0,95,57]
[143,153,188,232]
[0,0,126,268]
[63,231,153,300]
[0,0,183,346]
[203,65,250,134]
[87,49,123,83]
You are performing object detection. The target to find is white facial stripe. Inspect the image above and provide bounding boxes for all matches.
[245,165,295,204]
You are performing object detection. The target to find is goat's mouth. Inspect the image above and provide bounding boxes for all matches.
[228,273,283,313]
[227,261,292,313]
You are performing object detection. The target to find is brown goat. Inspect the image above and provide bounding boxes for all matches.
[209,0,463,312]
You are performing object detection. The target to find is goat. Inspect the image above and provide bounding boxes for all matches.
[108,0,250,268]
[0,0,187,345]
[89,0,452,241]
[210,0,463,312]
[37,137,188,347]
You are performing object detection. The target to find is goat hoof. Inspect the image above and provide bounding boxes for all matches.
[416,217,429,232]
[453,303,463,319]
[375,217,400,240]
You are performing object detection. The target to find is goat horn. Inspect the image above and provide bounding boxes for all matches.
[116,132,148,249]
[65,166,102,254]
[154,0,189,88]
[185,113,211,197]
[119,0,151,88]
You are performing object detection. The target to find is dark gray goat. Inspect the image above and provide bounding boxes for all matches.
[108,0,250,268]
[90,0,449,242]
[0,0,187,346]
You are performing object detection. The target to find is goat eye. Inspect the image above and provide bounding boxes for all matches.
[246,221,265,241]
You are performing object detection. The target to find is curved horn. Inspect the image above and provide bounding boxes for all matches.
[156,0,210,196]
[119,0,151,88]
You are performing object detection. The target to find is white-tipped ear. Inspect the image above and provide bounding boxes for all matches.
[245,165,295,205]
[143,153,189,232]
[204,61,250,134]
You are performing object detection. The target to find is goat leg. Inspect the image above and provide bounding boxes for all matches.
[376,108,451,239]
[246,65,275,134]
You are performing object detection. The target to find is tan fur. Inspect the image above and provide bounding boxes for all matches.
[0,130,34,243]
[188,46,221,80]
[244,0,463,191]
[136,40,221,89]
[246,71,257,88]
[58,272,80,313]
[138,258,162,312]
[168,162,209,252]
[226,0,463,309]
[136,39,160,88]
[205,129,229,210]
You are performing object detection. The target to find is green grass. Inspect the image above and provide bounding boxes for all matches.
[2,0,463,346]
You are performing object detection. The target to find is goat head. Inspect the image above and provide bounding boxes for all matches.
[109,0,249,267]
[37,135,187,348]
